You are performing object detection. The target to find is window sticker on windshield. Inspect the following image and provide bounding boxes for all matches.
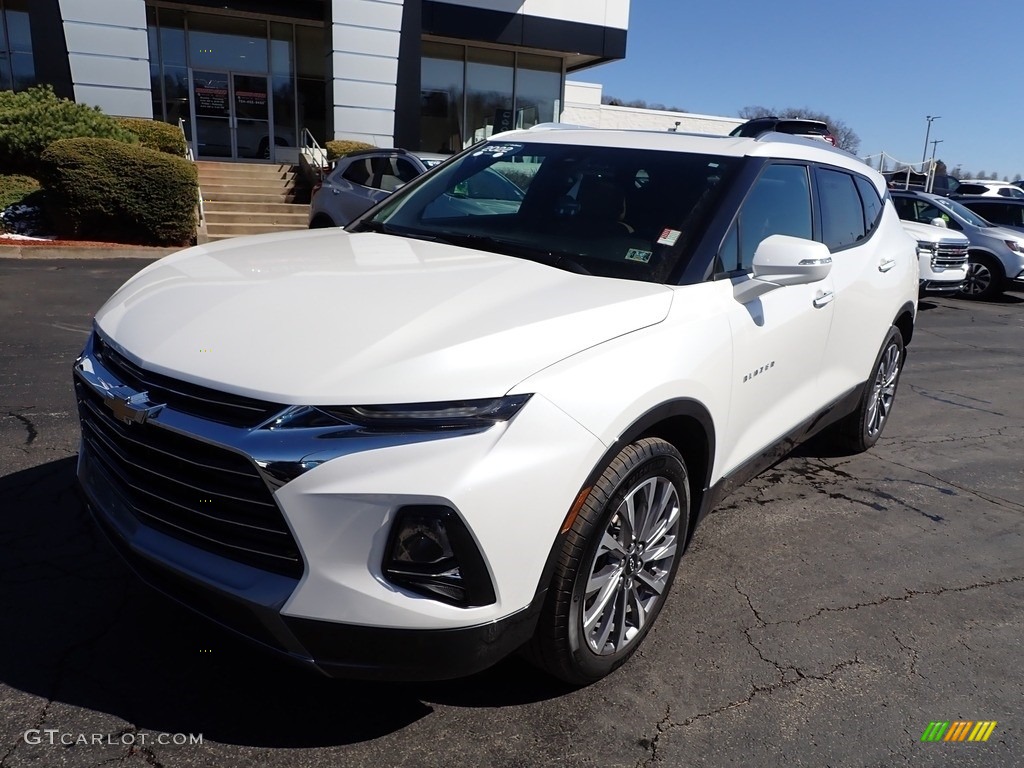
[657,228,681,246]
[626,248,652,263]
[471,143,523,159]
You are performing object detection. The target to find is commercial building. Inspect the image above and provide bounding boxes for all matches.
[1,0,629,162]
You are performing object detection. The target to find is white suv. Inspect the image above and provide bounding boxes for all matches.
[74,127,918,684]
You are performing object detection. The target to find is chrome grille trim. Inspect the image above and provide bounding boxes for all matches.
[93,334,285,428]
[74,333,303,578]
[933,244,969,269]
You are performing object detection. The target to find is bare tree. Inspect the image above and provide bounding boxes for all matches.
[738,105,861,154]
[602,95,688,112]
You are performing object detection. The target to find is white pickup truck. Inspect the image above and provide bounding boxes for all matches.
[900,219,969,293]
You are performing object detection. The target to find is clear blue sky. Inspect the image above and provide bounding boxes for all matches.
[572,0,1024,179]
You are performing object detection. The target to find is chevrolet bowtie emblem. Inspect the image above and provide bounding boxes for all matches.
[103,388,165,425]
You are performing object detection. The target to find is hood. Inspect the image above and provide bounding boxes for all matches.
[900,220,969,244]
[95,229,673,404]
[984,225,1024,244]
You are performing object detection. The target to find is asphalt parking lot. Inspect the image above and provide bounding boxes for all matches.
[1,257,1021,768]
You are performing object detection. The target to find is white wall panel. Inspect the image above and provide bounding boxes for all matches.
[432,0,629,29]
[57,0,152,117]
[329,0,404,146]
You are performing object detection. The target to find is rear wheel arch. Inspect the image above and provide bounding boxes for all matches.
[893,301,915,347]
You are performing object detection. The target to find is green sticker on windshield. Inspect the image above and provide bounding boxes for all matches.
[626,248,652,263]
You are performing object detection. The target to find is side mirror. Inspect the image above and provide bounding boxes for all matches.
[930,217,948,228]
[733,235,832,303]
[751,234,833,285]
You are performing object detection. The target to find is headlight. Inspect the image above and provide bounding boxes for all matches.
[319,394,532,431]
[916,240,937,252]
[1004,240,1024,253]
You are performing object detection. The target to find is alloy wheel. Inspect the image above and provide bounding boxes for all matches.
[581,475,681,655]
[865,342,901,438]
[962,261,992,297]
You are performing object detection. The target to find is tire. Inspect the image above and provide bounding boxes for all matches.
[831,327,905,453]
[528,438,690,685]
[308,215,336,229]
[958,252,1004,300]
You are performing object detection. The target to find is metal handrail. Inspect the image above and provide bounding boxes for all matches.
[179,118,205,224]
[301,127,329,180]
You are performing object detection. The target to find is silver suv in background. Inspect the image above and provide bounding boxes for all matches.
[891,190,1024,300]
[308,149,447,229]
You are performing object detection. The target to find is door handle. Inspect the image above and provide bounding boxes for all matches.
[878,258,896,272]
[813,290,834,308]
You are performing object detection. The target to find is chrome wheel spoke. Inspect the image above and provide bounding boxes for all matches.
[586,563,619,597]
[642,537,677,566]
[635,565,668,595]
[582,469,684,656]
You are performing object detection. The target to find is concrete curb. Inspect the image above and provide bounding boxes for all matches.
[0,244,179,260]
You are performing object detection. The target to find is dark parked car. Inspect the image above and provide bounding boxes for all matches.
[952,196,1024,234]
[729,117,836,146]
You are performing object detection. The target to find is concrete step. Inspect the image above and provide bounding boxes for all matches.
[201,190,306,204]
[197,161,293,173]
[198,169,298,184]
[205,222,309,239]
[204,210,309,226]
[204,201,307,215]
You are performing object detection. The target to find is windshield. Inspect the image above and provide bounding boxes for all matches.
[934,196,991,227]
[356,141,741,283]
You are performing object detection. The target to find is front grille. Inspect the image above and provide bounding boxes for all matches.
[933,244,969,269]
[75,378,303,578]
[93,335,284,428]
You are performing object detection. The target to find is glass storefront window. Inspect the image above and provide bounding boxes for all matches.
[188,13,268,74]
[420,42,464,154]
[515,54,561,129]
[158,8,186,68]
[270,22,292,77]
[418,44,565,153]
[295,25,323,79]
[296,76,325,145]
[1,0,34,92]
[465,48,513,147]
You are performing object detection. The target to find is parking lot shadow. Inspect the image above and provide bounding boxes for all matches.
[0,458,570,748]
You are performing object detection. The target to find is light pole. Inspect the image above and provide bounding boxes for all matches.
[922,116,940,165]
[930,139,943,163]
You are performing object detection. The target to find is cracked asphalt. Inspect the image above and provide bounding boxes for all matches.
[1,258,1022,768]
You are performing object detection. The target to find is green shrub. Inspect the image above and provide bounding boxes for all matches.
[117,117,187,156]
[0,173,40,210]
[0,85,137,175]
[40,138,197,246]
[325,139,375,161]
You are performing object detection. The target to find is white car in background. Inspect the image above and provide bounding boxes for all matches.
[899,219,969,294]
[74,127,918,685]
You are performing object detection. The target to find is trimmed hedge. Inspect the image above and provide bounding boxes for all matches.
[0,173,40,211]
[325,139,375,161]
[118,117,187,156]
[0,85,137,175]
[40,138,197,246]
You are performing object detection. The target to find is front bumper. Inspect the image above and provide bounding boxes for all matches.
[73,332,605,678]
[79,462,538,679]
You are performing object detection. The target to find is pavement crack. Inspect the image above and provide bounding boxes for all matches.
[906,384,1004,416]
[891,630,921,678]
[6,409,38,445]
[771,575,1024,628]
[875,454,1024,514]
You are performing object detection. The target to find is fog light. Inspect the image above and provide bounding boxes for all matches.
[384,506,495,607]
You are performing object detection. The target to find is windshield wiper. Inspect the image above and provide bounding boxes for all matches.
[353,220,441,242]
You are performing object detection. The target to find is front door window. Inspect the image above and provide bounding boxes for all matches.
[192,70,272,160]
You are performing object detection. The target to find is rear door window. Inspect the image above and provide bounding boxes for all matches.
[817,168,866,250]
